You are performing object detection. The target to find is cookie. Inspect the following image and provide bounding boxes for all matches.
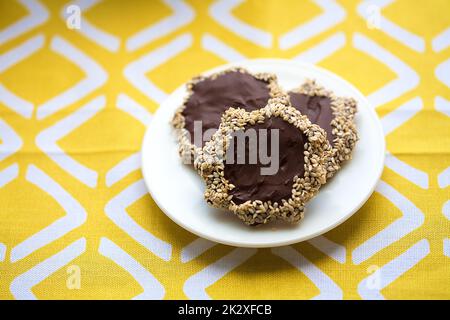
[288,80,358,179]
[172,68,283,164]
[197,97,328,226]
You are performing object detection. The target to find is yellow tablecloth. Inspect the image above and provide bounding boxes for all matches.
[0,0,449,300]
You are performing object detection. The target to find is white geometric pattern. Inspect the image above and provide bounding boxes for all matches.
[0,243,5,262]
[181,236,347,265]
[294,32,346,64]
[181,238,217,263]
[0,164,19,188]
[61,0,121,52]
[358,239,430,299]
[0,0,48,47]
[0,163,19,263]
[444,201,450,257]
[126,0,195,52]
[279,0,346,50]
[435,57,450,89]
[352,180,424,265]
[98,237,165,299]
[36,96,106,188]
[272,246,343,299]
[0,119,23,162]
[10,238,86,300]
[0,0,448,300]
[124,33,192,104]
[357,0,425,52]
[116,93,152,126]
[353,33,419,108]
[384,152,429,189]
[435,96,450,118]
[0,34,107,120]
[307,236,346,264]
[202,33,246,62]
[10,165,87,263]
[438,167,450,189]
[105,94,152,187]
[432,27,450,52]
[209,0,273,48]
[104,179,172,261]
[381,97,423,136]
[0,34,44,118]
[36,36,108,120]
[443,201,450,220]
[106,152,141,188]
[444,239,450,258]
[381,98,428,189]
[441,160,450,259]
[184,248,257,299]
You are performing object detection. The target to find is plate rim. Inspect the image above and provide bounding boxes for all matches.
[141,58,386,248]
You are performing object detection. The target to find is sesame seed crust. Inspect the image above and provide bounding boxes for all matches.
[289,79,359,179]
[195,97,328,226]
[171,67,285,165]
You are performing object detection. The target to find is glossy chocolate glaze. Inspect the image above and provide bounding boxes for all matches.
[224,117,306,205]
[289,92,335,145]
[182,71,271,147]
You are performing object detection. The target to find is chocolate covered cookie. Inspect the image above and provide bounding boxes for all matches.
[197,97,328,226]
[288,80,358,179]
[172,68,283,164]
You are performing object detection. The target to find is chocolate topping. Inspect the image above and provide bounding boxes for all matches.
[224,117,306,205]
[182,71,271,147]
[289,92,335,145]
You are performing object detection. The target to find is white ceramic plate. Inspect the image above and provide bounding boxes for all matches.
[141,58,385,248]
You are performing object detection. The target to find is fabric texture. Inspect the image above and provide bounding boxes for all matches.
[0,0,449,300]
